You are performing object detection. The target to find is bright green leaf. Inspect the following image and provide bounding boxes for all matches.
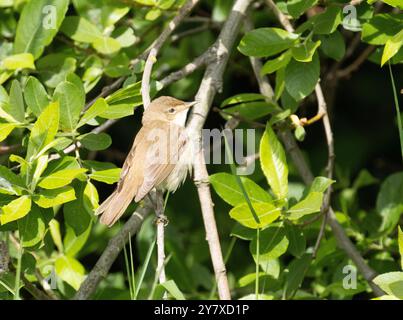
[287,192,323,220]
[381,29,403,66]
[78,98,108,127]
[55,255,85,290]
[33,186,76,208]
[230,202,281,229]
[2,53,35,70]
[210,172,272,206]
[26,101,60,160]
[89,168,121,184]
[0,196,31,225]
[260,124,288,199]
[38,168,87,189]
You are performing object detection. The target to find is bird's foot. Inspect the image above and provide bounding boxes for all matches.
[154,214,169,226]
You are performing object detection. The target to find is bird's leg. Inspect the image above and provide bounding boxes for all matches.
[150,190,169,226]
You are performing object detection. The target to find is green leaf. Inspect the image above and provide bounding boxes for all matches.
[53,73,85,131]
[362,13,403,45]
[305,176,335,194]
[18,205,50,247]
[291,39,321,62]
[98,104,135,119]
[49,219,63,252]
[318,31,346,61]
[26,101,60,160]
[64,224,92,258]
[229,202,281,229]
[33,186,76,208]
[285,53,320,101]
[250,226,289,260]
[161,280,186,300]
[238,28,299,57]
[0,123,16,142]
[287,0,317,18]
[72,0,130,29]
[0,196,31,225]
[78,133,112,151]
[210,173,272,206]
[60,16,103,43]
[8,80,25,123]
[2,53,35,70]
[221,93,266,107]
[64,182,93,235]
[89,168,121,184]
[14,0,69,59]
[376,172,403,235]
[373,272,403,299]
[55,255,85,291]
[260,124,288,199]
[398,226,403,270]
[112,27,137,48]
[287,192,323,220]
[284,222,306,258]
[0,165,25,195]
[92,37,121,55]
[284,254,312,299]
[38,168,87,189]
[381,0,403,9]
[261,50,292,75]
[222,101,277,120]
[78,98,108,127]
[24,76,50,117]
[312,5,342,35]
[37,54,77,88]
[381,29,403,66]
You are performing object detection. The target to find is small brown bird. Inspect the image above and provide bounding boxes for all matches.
[96,96,196,226]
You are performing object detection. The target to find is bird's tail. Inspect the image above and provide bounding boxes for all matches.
[96,184,137,227]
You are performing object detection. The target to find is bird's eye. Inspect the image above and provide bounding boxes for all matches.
[168,108,175,113]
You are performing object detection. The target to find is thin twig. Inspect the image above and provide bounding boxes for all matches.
[187,0,254,300]
[74,202,151,300]
[141,0,201,108]
[159,47,215,88]
[336,46,375,79]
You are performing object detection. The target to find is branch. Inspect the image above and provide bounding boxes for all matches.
[159,47,215,88]
[141,0,200,108]
[74,202,151,300]
[186,0,254,300]
[0,144,20,155]
[336,45,375,79]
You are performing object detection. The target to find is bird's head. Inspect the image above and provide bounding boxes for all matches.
[142,96,196,126]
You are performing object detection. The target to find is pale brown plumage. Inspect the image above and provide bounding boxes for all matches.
[96,96,195,226]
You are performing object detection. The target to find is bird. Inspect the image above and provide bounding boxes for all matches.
[96,96,196,226]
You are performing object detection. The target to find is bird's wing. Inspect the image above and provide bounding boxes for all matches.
[134,123,187,202]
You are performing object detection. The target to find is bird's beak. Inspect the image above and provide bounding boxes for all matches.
[181,101,197,110]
